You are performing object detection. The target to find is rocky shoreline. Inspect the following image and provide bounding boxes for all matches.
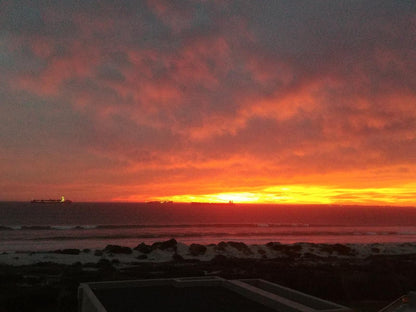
[2,240,416,266]
[1,240,416,311]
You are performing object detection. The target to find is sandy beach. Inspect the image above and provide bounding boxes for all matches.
[1,240,416,311]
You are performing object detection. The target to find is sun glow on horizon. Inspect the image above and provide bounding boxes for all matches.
[115,183,416,206]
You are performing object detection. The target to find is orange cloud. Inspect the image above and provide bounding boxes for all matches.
[1,1,416,204]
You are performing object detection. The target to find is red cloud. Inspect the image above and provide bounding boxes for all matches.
[1,1,416,202]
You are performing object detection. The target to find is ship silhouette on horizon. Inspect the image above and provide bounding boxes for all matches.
[31,196,72,204]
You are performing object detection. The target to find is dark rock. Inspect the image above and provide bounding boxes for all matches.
[258,249,266,255]
[319,244,355,256]
[82,249,90,253]
[333,244,355,255]
[189,244,207,256]
[97,258,115,273]
[94,250,103,256]
[134,242,152,254]
[97,258,112,267]
[172,253,184,261]
[371,247,380,253]
[216,241,228,251]
[211,254,227,263]
[266,243,301,255]
[151,239,177,251]
[303,252,320,259]
[54,249,80,255]
[227,242,253,255]
[184,258,201,263]
[103,245,132,254]
[111,259,120,264]
[291,244,302,252]
[137,254,148,259]
[71,261,82,268]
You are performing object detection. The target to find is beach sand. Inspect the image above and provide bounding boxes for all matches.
[1,240,416,311]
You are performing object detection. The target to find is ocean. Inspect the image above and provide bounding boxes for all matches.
[1,202,416,252]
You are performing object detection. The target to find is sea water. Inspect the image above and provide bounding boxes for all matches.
[1,202,416,252]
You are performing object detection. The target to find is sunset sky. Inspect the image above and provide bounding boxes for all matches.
[1,1,415,204]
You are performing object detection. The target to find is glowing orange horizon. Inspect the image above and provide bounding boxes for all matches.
[114,183,416,206]
[2,2,416,206]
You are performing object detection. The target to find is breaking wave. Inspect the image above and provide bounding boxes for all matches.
[23,230,416,241]
[2,223,416,244]
[0,223,312,231]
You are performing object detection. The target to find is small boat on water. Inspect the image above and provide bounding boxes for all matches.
[31,196,72,204]
[146,200,174,205]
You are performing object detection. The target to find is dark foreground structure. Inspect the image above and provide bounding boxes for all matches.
[378,292,416,312]
[78,276,352,312]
